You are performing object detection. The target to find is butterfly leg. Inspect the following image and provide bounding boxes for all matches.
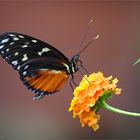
[78,60,89,74]
[69,81,74,91]
[69,75,77,91]
[32,92,46,100]
[81,64,89,74]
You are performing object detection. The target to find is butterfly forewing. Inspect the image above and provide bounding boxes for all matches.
[0,32,70,99]
[0,32,69,70]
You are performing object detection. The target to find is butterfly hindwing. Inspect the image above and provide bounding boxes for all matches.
[20,57,69,99]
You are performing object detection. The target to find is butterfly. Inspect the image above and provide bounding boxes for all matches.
[0,32,85,100]
[0,22,98,100]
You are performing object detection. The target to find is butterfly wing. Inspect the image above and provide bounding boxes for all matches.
[0,32,69,70]
[0,32,70,99]
[20,57,69,100]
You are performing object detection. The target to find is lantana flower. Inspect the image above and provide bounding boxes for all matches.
[69,72,140,131]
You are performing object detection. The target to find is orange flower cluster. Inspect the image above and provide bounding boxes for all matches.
[69,72,121,131]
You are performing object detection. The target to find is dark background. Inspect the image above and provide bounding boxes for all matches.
[0,1,140,140]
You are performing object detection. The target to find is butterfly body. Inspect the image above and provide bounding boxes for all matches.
[0,32,81,100]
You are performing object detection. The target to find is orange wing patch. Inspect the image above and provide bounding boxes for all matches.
[25,70,68,94]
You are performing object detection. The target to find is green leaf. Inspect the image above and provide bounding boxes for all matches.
[133,58,140,66]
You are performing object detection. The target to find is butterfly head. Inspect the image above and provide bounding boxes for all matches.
[70,54,82,74]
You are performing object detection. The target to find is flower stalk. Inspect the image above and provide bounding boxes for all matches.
[102,100,140,117]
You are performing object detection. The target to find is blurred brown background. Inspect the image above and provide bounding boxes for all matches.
[0,1,140,140]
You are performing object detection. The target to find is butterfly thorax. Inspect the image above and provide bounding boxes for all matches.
[69,54,81,75]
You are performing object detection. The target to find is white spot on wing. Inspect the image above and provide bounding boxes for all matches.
[38,48,50,56]
[5,56,9,60]
[1,51,4,54]
[0,45,4,49]
[32,40,37,43]
[9,34,15,37]
[22,45,28,48]
[18,35,24,38]
[14,52,19,56]
[22,54,28,61]
[32,90,36,93]
[38,52,41,56]
[10,42,14,45]
[17,66,20,70]
[6,48,9,52]
[1,38,9,44]
[11,60,18,65]
[24,65,29,69]
[13,37,19,41]
[23,71,27,75]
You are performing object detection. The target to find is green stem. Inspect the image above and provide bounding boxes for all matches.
[102,100,140,117]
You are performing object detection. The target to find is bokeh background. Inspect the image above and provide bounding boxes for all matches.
[0,1,140,140]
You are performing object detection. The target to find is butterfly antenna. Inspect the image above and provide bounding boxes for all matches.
[77,18,94,53]
[78,34,99,55]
